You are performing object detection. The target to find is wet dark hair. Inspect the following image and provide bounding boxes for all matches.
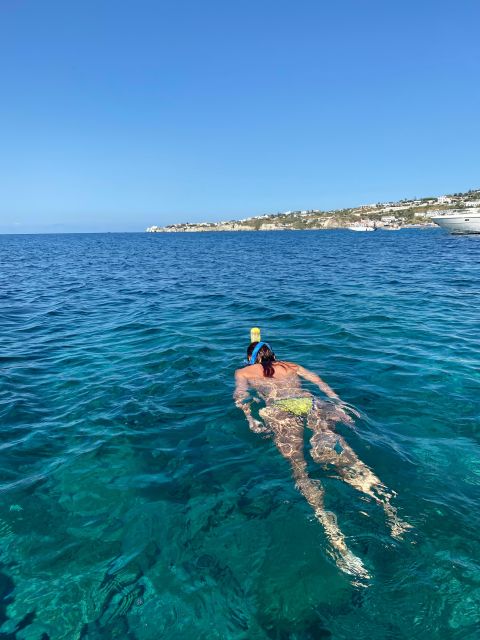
[247,342,276,378]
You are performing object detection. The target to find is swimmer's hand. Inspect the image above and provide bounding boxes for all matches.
[336,403,360,427]
[234,398,268,433]
[248,417,269,434]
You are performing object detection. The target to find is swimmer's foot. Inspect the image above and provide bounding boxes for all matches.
[335,549,371,582]
[380,500,413,539]
[319,511,370,581]
[388,515,413,540]
[374,489,411,539]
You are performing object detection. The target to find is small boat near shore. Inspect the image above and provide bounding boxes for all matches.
[347,224,376,232]
[430,208,480,234]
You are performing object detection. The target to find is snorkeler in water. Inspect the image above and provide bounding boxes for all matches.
[234,330,411,580]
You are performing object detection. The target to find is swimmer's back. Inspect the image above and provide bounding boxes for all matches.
[236,361,299,381]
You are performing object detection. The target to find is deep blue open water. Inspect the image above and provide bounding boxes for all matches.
[1,229,479,639]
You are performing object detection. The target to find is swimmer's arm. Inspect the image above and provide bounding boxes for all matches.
[234,372,250,407]
[296,365,360,425]
[234,372,266,432]
[234,373,257,424]
[296,365,340,401]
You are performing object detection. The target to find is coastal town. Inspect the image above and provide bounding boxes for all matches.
[146,188,480,232]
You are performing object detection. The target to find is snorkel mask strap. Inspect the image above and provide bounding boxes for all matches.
[248,341,271,365]
[242,328,271,366]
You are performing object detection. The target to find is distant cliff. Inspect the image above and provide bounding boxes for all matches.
[147,188,480,232]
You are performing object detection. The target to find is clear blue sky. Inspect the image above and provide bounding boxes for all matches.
[1,0,479,233]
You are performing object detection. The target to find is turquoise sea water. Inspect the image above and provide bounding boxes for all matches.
[1,229,479,639]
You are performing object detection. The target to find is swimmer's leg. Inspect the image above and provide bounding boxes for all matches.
[308,423,411,539]
[260,407,369,579]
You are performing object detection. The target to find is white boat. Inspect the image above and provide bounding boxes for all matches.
[347,224,375,232]
[430,208,480,234]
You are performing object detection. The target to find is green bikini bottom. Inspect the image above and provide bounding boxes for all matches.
[274,397,313,416]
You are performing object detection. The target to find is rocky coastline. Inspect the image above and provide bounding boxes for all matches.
[146,189,480,233]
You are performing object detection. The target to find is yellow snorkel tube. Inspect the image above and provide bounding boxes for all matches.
[250,327,261,343]
[243,327,263,365]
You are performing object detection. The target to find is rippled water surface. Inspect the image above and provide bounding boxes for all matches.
[1,229,479,639]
